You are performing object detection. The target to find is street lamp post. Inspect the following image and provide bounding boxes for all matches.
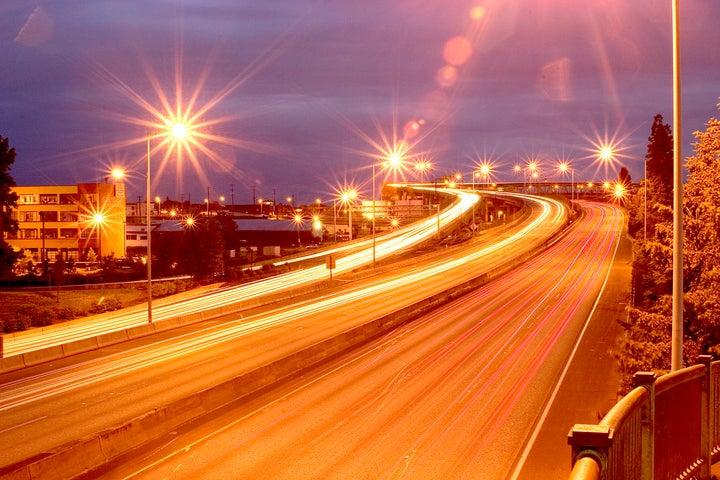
[145,121,189,324]
[558,162,574,202]
[372,163,376,266]
[293,213,303,246]
[333,199,337,242]
[146,133,153,323]
[348,197,353,241]
[92,213,105,260]
[671,0,683,371]
[339,188,357,241]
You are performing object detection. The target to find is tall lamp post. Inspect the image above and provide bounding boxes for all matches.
[146,122,188,324]
[146,133,153,323]
[558,161,574,202]
[339,188,357,241]
[372,163,377,265]
[372,152,405,265]
[671,0,683,371]
[92,213,105,259]
[293,213,303,246]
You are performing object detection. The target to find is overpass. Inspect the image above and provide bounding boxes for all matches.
[568,356,720,479]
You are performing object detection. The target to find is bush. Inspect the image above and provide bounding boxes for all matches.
[89,295,123,314]
[4,314,31,332]
[54,305,84,321]
[15,303,54,328]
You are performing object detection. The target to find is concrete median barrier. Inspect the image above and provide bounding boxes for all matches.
[20,346,65,369]
[61,337,100,357]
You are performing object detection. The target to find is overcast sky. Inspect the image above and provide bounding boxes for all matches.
[2,0,719,205]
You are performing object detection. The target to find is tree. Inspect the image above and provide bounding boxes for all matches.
[618,166,632,187]
[180,218,225,281]
[645,114,674,208]
[627,115,674,238]
[681,111,720,357]
[0,135,20,277]
[615,106,720,391]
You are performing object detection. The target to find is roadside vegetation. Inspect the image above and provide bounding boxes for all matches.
[0,278,197,333]
[616,107,720,393]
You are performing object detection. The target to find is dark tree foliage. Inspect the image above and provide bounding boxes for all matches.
[645,114,674,207]
[627,115,674,239]
[616,107,720,393]
[682,113,720,358]
[180,218,225,281]
[618,166,631,186]
[153,232,184,277]
[0,134,20,277]
[215,212,240,253]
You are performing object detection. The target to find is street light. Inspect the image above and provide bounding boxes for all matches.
[147,121,189,324]
[293,212,303,246]
[558,161,574,202]
[414,160,431,181]
[92,213,105,259]
[478,162,491,188]
[527,161,539,190]
[671,0,683,371]
[339,188,357,241]
[372,151,407,265]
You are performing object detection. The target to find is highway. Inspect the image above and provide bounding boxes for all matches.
[98,202,625,479]
[2,188,481,357]
[0,193,566,476]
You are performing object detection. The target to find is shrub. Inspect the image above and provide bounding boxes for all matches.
[89,295,123,314]
[15,303,54,328]
[54,306,84,320]
[4,314,31,332]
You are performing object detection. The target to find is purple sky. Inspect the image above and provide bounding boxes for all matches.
[2,0,719,205]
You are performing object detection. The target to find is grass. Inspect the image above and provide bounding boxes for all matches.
[0,286,151,332]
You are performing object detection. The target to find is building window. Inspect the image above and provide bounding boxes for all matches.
[21,229,38,239]
[18,194,38,205]
[59,193,77,205]
[23,212,37,222]
[39,194,58,204]
[39,211,58,222]
[60,212,78,222]
[60,229,77,239]
[126,234,138,241]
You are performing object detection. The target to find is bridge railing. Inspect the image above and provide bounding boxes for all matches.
[568,355,720,479]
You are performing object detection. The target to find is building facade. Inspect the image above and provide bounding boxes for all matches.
[6,183,126,263]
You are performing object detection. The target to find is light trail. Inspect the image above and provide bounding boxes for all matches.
[104,202,623,480]
[0,196,557,411]
[3,188,556,357]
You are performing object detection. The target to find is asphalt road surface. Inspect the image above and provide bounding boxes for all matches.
[0,194,566,474]
[97,202,626,479]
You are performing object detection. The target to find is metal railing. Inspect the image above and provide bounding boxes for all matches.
[568,355,720,479]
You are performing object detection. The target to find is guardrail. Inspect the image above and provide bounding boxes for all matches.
[568,355,720,479]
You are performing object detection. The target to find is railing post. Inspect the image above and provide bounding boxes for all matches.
[697,355,713,479]
[568,424,612,479]
[632,371,656,480]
